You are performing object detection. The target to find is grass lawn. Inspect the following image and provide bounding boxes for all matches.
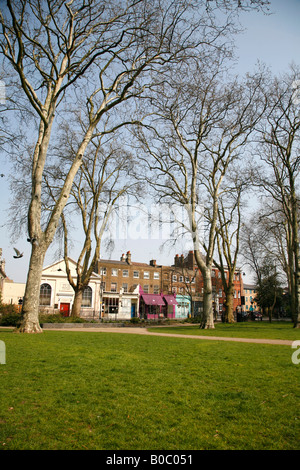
[148,321,300,341]
[0,327,299,450]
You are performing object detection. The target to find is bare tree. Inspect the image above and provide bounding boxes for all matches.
[252,66,300,327]
[241,196,299,322]
[1,0,213,332]
[134,61,266,328]
[213,181,244,322]
[48,133,138,317]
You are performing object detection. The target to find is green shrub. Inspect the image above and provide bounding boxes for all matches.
[39,314,88,324]
[0,303,18,316]
[130,317,140,324]
[0,313,22,327]
[0,302,21,327]
[68,317,86,323]
[39,314,64,324]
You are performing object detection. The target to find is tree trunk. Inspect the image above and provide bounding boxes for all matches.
[18,244,46,333]
[71,289,83,318]
[225,286,235,323]
[200,269,215,329]
[267,306,272,323]
[294,250,300,328]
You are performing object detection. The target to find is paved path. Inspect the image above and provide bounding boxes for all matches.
[42,326,294,345]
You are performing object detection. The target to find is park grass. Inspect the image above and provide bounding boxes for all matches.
[0,328,299,450]
[148,321,300,341]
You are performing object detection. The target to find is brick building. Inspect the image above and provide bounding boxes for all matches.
[94,250,243,320]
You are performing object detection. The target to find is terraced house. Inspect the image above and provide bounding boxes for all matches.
[94,251,244,321]
[0,248,243,321]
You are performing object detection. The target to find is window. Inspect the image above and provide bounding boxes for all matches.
[179,276,183,282]
[82,286,92,308]
[104,297,119,314]
[172,274,177,282]
[153,272,159,279]
[153,285,159,294]
[212,271,216,277]
[111,268,118,276]
[100,267,106,276]
[122,283,128,293]
[143,284,149,293]
[133,271,139,278]
[111,282,117,292]
[123,269,129,277]
[144,271,149,279]
[40,283,51,306]
[218,289,222,298]
[172,287,177,293]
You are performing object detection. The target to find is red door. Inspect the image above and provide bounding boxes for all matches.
[60,303,70,317]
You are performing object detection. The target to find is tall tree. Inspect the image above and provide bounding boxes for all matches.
[253,66,300,327]
[47,133,138,317]
[1,0,213,332]
[134,62,266,328]
[213,181,244,323]
[255,258,283,322]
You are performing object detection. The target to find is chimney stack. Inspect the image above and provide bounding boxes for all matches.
[150,259,156,267]
[120,253,125,262]
[187,251,194,268]
[126,251,132,265]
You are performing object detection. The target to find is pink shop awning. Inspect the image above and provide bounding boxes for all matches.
[163,295,178,305]
[141,294,165,306]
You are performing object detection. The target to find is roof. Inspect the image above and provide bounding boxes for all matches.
[140,293,165,306]
[243,284,257,290]
[98,259,159,268]
[163,295,178,305]
[42,258,100,278]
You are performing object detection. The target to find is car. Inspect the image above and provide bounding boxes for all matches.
[251,311,262,321]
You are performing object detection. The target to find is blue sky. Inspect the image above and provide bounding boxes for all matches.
[0,0,299,283]
[234,0,300,76]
